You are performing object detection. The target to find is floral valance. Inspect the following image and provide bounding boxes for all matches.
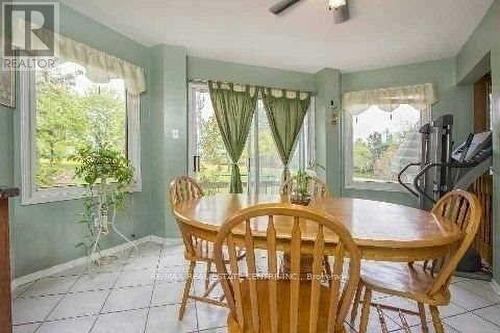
[36,29,146,94]
[261,88,310,101]
[343,83,438,115]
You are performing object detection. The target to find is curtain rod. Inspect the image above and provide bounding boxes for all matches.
[188,78,316,96]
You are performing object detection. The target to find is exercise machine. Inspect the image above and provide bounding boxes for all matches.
[398,114,493,278]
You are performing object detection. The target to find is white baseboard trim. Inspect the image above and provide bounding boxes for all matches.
[12,235,179,290]
[491,279,500,296]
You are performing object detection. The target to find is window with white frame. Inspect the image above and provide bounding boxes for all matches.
[21,58,142,204]
[343,84,436,191]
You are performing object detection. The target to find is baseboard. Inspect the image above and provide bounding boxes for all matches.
[11,235,178,290]
[491,279,500,296]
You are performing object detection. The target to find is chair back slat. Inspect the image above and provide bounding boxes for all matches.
[169,176,204,206]
[308,225,325,333]
[213,203,361,333]
[280,175,330,198]
[289,217,302,333]
[244,220,260,333]
[266,217,279,333]
[169,176,206,258]
[226,233,245,327]
[327,244,344,331]
[428,190,482,296]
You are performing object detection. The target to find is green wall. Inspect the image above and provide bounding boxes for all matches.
[456,0,500,282]
[187,57,316,92]
[340,58,473,206]
[6,3,161,277]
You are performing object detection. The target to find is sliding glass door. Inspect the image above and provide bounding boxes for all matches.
[188,83,315,195]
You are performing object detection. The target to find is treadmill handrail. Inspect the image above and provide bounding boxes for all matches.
[412,163,442,205]
[398,162,421,197]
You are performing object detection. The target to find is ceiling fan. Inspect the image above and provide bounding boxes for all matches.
[270,0,349,24]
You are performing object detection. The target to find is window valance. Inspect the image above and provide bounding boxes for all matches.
[207,81,311,100]
[261,88,310,101]
[36,29,146,94]
[343,83,438,114]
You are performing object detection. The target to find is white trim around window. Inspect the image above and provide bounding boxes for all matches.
[20,70,142,205]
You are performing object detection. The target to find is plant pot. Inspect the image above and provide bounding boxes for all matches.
[290,194,311,206]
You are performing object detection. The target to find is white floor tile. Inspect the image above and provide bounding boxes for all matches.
[70,272,120,292]
[449,283,498,310]
[199,327,227,333]
[455,280,500,303]
[38,316,95,333]
[115,269,156,287]
[48,290,108,320]
[91,309,148,333]
[12,283,34,299]
[196,302,229,331]
[12,295,62,324]
[348,303,402,333]
[151,281,185,305]
[379,296,467,327]
[145,304,198,333]
[12,323,40,333]
[444,312,500,333]
[102,285,153,312]
[473,304,500,327]
[23,276,78,297]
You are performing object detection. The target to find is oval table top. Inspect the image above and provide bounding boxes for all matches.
[173,194,462,261]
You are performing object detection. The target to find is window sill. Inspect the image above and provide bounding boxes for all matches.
[344,181,410,193]
[21,182,142,206]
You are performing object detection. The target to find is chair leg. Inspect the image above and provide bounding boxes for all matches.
[350,283,363,325]
[179,260,196,320]
[205,261,211,291]
[429,306,444,333]
[418,302,429,333]
[359,287,372,333]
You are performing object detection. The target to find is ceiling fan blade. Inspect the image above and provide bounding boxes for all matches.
[269,0,302,15]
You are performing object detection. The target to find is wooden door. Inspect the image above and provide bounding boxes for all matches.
[0,198,12,333]
[471,73,493,267]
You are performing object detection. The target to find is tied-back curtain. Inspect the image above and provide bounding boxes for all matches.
[208,81,258,193]
[262,88,311,181]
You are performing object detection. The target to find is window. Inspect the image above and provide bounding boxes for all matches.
[343,84,436,191]
[348,104,423,187]
[21,59,141,204]
[188,83,315,195]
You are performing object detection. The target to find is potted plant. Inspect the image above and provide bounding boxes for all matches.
[73,144,136,265]
[290,170,312,206]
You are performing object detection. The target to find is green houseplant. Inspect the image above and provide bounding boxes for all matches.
[73,144,135,265]
[290,169,312,206]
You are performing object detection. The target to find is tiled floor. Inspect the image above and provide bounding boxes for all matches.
[12,241,500,333]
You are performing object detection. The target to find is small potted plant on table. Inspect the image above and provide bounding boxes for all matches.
[290,170,312,206]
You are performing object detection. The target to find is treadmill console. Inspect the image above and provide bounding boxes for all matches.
[451,131,492,166]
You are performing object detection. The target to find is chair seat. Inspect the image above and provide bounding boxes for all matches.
[227,279,346,333]
[360,261,450,306]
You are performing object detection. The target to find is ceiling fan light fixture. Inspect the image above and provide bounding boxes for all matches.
[327,0,349,24]
[327,0,347,10]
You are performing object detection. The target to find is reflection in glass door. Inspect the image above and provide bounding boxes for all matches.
[188,83,315,195]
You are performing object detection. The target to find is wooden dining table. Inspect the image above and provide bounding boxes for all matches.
[173,194,463,262]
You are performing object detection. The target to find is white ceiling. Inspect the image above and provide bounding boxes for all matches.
[59,0,494,73]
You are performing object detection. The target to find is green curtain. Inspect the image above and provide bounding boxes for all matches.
[262,89,311,181]
[208,81,258,193]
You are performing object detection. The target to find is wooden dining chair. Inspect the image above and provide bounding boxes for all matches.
[213,203,361,333]
[280,175,330,198]
[351,190,482,333]
[169,176,225,320]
